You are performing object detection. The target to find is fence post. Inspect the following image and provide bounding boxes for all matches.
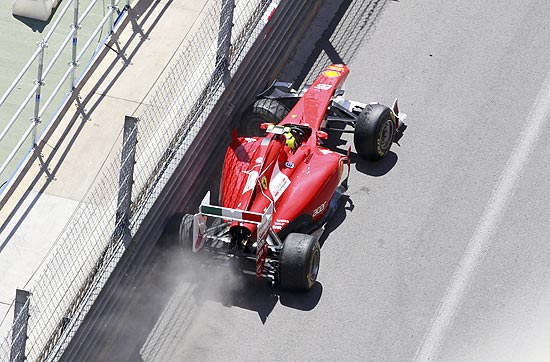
[32,41,46,148]
[69,0,80,90]
[216,0,234,76]
[114,116,138,247]
[109,0,117,34]
[9,289,30,362]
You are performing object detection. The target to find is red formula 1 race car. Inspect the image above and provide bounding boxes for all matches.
[178,64,406,291]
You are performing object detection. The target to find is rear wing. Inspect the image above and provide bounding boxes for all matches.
[197,191,271,225]
[194,192,274,276]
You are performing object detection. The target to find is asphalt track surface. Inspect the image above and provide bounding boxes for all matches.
[64,1,550,361]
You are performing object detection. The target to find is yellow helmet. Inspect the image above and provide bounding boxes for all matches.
[284,130,297,152]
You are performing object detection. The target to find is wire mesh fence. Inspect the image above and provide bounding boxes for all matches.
[301,0,389,86]
[279,0,389,90]
[0,0,272,361]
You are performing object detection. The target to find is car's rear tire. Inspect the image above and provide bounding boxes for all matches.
[354,103,396,160]
[240,98,288,136]
[279,233,320,291]
[158,213,184,248]
[179,214,194,251]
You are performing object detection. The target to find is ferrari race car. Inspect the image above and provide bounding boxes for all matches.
[177,64,406,291]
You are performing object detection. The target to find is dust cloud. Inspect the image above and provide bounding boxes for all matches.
[129,230,274,362]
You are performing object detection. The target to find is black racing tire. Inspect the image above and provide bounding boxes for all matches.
[158,212,183,247]
[354,103,396,160]
[279,233,321,292]
[178,214,194,251]
[240,98,289,136]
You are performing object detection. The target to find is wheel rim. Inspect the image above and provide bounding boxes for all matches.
[307,248,320,286]
[379,119,395,150]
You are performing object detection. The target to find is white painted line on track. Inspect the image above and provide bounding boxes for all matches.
[414,72,550,362]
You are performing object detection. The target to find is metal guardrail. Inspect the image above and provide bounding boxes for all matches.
[0,0,276,361]
[0,0,129,192]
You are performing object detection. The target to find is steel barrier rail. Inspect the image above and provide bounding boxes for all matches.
[0,0,130,191]
[0,0,75,137]
[0,0,75,111]
[0,0,80,147]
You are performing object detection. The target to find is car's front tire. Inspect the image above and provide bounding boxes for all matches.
[354,103,396,160]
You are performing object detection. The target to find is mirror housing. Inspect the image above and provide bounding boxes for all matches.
[316,131,328,140]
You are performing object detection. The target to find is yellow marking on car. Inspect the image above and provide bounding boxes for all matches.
[322,70,340,78]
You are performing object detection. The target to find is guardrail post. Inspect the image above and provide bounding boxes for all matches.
[216,0,234,76]
[114,116,138,247]
[109,0,117,34]
[32,41,46,148]
[69,0,80,90]
[10,289,30,362]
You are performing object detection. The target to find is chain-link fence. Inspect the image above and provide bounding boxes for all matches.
[0,0,273,361]
[301,0,389,86]
[280,0,389,89]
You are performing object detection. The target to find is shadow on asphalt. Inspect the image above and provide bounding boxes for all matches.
[186,269,324,323]
[319,193,354,248]
[322,121,400,177]
[280,0,390,88]
[354,151,399,176]
[74,234,325,362]
[155,233,324,324]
